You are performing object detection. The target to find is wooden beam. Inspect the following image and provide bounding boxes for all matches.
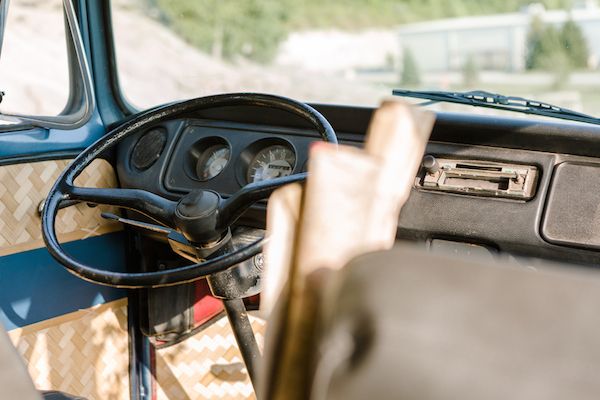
[261,100,435,400]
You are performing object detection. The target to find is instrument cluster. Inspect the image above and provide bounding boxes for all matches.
[143,120,314,196]
[188,136,297,185]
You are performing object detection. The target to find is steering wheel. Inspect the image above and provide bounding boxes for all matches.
[41,93,337,288]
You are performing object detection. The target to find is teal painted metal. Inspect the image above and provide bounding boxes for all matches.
[0,232,127,331]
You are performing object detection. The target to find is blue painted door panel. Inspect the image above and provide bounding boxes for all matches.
[0,232,126,330]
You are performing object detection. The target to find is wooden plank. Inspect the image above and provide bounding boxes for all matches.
[261,100,435,400]
[262,183,303,317]
[260,183,303,396]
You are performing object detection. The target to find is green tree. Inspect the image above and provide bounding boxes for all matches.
[400,48,421,86]
[155,0,290,63]
[537,24,564,70]
[561,18,588,68]
[525,16,564,70]
[525,16,544,70]
[525,17,589,88]
[526,17,589,71]
[530,24,571,88]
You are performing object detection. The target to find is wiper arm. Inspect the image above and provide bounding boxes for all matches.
[393,89,600,126]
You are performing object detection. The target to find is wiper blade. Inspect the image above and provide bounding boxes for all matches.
[392,89,600,126]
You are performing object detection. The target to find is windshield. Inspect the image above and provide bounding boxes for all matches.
[112,0,600,119]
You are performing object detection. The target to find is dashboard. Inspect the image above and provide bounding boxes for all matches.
[164,121,310,194]
[117,119,330,199]
[115,104,600,268]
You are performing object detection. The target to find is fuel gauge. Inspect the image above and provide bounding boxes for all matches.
[195,144,231,181]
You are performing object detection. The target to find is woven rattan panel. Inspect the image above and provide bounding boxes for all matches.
[8,299,129,399]
[0,158,121,257]
[155,314,266,400]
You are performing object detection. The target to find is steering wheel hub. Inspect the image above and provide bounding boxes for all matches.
[174,189,222,243]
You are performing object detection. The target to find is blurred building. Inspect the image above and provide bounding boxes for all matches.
[398,1,600,72]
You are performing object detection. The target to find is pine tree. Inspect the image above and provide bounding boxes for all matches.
[400,48,421,86]
[561,18,589,68]
[527,19,573,70]
[155,0,290,63]
[525,16,545,70]
[526,17,589,71]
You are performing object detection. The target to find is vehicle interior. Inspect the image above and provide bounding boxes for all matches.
[2,0,600,399]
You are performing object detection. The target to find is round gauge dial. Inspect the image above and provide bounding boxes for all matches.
[195,144,231,181]
[247,144,296,183]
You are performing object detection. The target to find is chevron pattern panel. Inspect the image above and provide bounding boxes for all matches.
[0,159,121,256]
[8,299,130,399]
[155,313,267,400]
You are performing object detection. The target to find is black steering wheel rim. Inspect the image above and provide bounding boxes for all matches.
[41,93,337,288]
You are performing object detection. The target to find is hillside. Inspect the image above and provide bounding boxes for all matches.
[112,0,386,108]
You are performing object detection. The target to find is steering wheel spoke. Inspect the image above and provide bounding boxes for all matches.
[217,172,308,230]
[66,185,177,227]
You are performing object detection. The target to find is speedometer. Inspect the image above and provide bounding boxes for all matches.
[247,145,296,183]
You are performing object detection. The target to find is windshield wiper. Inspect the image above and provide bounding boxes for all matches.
[392,89,600,126]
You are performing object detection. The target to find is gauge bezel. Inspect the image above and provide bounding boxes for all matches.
[184,136,232,182]
[236,138,297,186]
[130,127,168,171]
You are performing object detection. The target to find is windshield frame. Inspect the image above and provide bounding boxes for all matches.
[98,0,138,120]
